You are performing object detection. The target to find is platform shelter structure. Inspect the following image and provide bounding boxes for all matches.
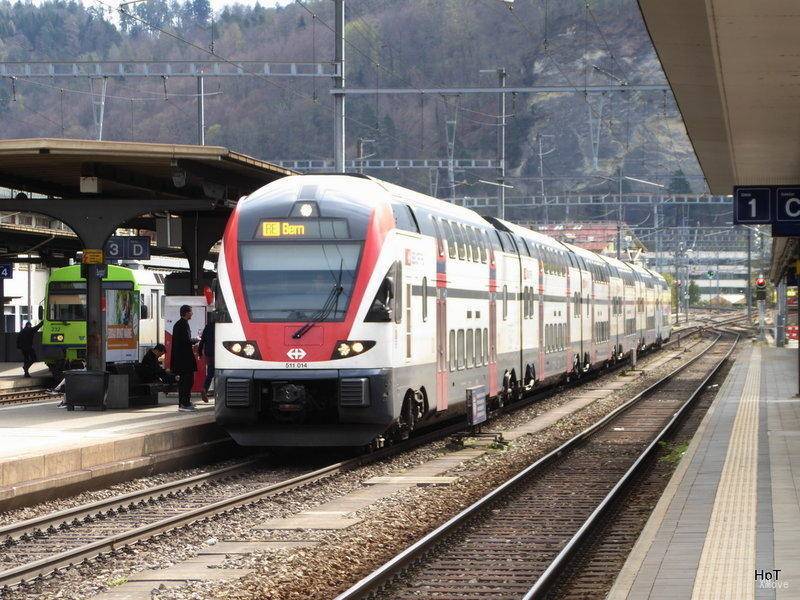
[0,138,293,371]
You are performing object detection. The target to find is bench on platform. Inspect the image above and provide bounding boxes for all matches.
[107,362,170,408]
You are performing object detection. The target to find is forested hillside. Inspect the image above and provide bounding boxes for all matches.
[0,0,703,199]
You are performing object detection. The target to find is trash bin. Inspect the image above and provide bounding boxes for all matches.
[64,370,108,411]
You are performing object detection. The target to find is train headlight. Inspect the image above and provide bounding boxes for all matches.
[50,333,65,343]
[223,341,262,360]
[331,340,375,360]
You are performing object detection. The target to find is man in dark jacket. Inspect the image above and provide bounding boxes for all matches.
[170,305,198,412]
[17,322,43,377]
[137,343,175,386]
[197,313,215,403]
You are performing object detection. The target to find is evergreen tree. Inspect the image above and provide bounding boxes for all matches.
[669,169,692,194]
[688,280,701,304]
[191,0,211,24]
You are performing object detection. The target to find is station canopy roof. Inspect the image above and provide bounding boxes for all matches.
[638,1,800,279]
[0,138,294,201]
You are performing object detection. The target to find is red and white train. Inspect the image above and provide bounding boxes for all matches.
[214,175,671,447]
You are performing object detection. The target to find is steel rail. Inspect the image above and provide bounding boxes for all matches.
[0,459,263,541]
[524,329,738,599]
[0,389,54,405]
[0,319,730,590]
[334,332,734,600]
[0,421,466,589]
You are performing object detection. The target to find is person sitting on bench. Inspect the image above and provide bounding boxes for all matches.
[137,344,176,386]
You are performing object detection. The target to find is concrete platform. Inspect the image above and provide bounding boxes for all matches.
[0,362,51,390]
[609,345,800,600]
[0,395,230,509]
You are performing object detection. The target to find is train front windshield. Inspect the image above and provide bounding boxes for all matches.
[240,243,362,322]
[49,293,87,321]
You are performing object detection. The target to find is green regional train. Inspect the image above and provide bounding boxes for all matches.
[41,264,165,377]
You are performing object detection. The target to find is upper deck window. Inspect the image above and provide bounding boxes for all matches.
[391,203,419,233]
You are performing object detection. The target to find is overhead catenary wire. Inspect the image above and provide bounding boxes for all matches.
[585,1,629,82]
[5,76,223,103]
[92,0,403,145]
[295,0,502,152]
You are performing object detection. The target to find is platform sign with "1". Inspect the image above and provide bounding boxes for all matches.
[734,187,771,224]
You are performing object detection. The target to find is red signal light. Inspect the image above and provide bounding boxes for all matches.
[755,277,766,288]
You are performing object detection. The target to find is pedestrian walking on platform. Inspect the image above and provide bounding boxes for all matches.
[171,305,198,412]
[197,313,215,403]
[17,321,42,378]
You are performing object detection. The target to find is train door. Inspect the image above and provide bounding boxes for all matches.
[502,232,522,390]
[431,217,448,411]
[485,230,499,398]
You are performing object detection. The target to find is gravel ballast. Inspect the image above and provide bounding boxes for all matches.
[3,334,716,600]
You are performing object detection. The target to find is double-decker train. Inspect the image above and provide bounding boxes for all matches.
[215,175,671,447]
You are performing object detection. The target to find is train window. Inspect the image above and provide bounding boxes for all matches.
[478,230,488,263]
[476,328,483,365]
[526,288,531,319]
[442,220,456,259]
[457,329,465,370]
[431,217,445,258]
[567,253,577,269]
[467,227,480,262]
[485,229,499,253]
[573,292,580,317]
[422,277,428,322]
[483,328,489,364]
[494,230,507,253]
[392,203,419,233]
[460,225,472,261]
[523,287,529,319]
[505,233,515,253]
[449,330,456,371]
[528,287,534,318]
[503,285,508,320]
[454,223,467,260]
[466,329,474,368]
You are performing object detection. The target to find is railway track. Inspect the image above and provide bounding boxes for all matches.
[0,321,736,592]
[336,330,737,600]
[0,389,57,406]
[0,424,470,590]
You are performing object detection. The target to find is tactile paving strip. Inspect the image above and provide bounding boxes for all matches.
[692,348,760,600]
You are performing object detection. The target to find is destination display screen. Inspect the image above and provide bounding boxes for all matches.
[255,219,350,240]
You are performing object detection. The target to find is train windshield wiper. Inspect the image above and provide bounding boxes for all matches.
[292,261,344,340]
